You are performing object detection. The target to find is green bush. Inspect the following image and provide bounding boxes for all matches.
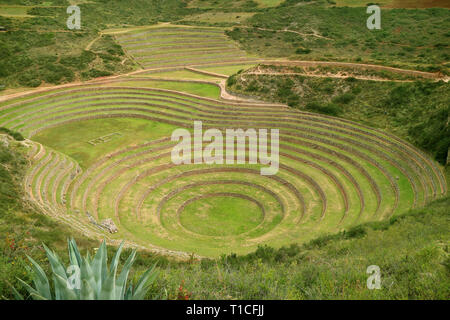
[384,85,411,108]
[295,48,311,54]
[287,94,300,107]
[305,102,342,116]
[332,92,355,104]
[226,75,237,87]
[0,127,24,141]
[82,69,112,80]
[60,51,96,70]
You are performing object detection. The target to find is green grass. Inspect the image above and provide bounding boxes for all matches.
[0,29,134,89]
[33,118,178,169]
[136,69,224,81]
[186,0,260,10]
[181,11,256,25]
[1,0,448,301]
[0,140,98,299]
[111,79,222,98]
[0,6,33,17]
[333,0,394,6]
[0,0,200,90]
[256,0,285,7]
[179,195,264,236]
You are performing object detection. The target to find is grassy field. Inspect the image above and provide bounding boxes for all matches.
[100,79,222,98]
[135,69,224,81]
[1,0,449,91]
[33,118,178,169]
[180,11,256,26]
[179,195,264,236]
[256,0,285,7]
[114,25,262,69]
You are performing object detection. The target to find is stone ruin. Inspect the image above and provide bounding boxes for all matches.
[100,218,118,234]
[85,212,118,234]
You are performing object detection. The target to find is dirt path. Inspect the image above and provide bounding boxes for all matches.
[260,60,443,79]
[85,34,102,51]
[1,58,446,104]
[245,71,415,82]
[237,25,333,41]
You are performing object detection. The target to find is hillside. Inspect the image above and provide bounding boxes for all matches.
[226,0,450,73]
[226,65,450,164]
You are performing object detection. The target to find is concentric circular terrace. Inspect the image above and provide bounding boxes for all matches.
[0,74,446,257]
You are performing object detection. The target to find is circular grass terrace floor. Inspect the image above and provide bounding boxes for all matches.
[179,194,265,237]
[0,79,446,257]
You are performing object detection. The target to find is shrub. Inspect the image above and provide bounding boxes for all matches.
[287,94,300,107]
[246,80,259,92]
[295,48,311,54]
[344,225,367,239]
[226,75,237,87]
[60,51,96,69]
[384,85,411,108]
[332,92,355,104]
[0,127,24,141]
[305,102,342,116]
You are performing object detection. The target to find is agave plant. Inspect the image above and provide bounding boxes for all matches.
[11,238,158,300]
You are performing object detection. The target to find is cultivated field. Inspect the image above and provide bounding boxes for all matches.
[0,73,446,256]
[113,25,263,70]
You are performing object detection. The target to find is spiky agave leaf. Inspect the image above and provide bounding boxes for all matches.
[130,264,158,300]
[99,272,116,300]
[91,240,108,294]
[116,249,137,299]
[53,273,78,300]
[80,253,97,298]
[12,238,158,300]
[110,241,124,274]
[25,255,52,299]
[16,278,48,300]
[68,238,83,268]
[42,243,68,282]
[80,279,95,300]
[6,281,24,300]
